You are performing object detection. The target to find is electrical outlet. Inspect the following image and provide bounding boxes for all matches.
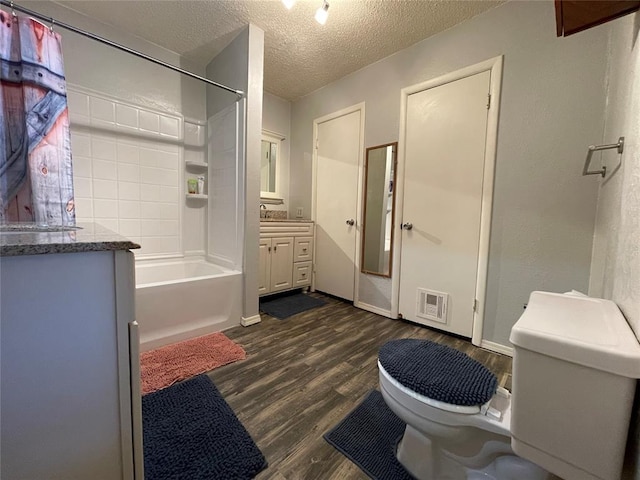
[296,207,304,218]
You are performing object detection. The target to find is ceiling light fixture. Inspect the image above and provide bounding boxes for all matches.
[315,0,329,25]
[282,0,296,10]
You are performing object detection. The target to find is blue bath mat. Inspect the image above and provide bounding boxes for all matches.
[142,374,267,480]
[259,292,326,319]
[324,390,413,480]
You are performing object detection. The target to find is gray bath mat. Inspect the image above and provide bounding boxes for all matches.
[324,390,413,480]
[259,293,326,319]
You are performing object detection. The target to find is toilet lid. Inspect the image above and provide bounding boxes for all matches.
[378,339,498,406]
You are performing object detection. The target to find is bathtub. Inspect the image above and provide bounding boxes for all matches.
[135,259,242,352]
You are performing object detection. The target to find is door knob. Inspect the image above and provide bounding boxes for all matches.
[402,222,413,230]
[346,219,355,226]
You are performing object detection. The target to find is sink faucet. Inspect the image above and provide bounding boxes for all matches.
[260,203,267,210]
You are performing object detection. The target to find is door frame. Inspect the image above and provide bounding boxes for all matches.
[391,56,503,348]
[311,102,366,303]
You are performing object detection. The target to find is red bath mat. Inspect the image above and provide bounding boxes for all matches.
[140,332,246,395]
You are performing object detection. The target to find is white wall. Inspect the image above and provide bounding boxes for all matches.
[206,24,265,324]
[588,12,640,478]
[590,13,640,340]
[290,0,609,347]
[18,1,209,258]
[262,92,291,212]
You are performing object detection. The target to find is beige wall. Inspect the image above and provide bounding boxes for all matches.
[290,0,609,347]
[587,12,640,478]
[590,13,640,342]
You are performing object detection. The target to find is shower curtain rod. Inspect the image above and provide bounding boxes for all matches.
[0,0,245,98]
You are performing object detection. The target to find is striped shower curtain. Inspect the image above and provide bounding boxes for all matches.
[0,11,75,226]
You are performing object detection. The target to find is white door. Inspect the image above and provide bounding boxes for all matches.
[398,70,491,337]
[314,109,362,301]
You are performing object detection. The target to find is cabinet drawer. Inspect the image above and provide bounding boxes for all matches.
[294,237,313,262]
[293,261,312,287]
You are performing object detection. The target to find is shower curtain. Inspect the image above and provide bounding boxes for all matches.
[0,11,75,226]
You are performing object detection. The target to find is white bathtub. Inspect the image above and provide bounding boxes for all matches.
[135,259,242,352]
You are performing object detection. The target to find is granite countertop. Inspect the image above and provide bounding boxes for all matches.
[0,222,140,257]
[260,218,314,223]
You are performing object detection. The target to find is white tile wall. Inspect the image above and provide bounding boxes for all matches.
[69,87,185,258]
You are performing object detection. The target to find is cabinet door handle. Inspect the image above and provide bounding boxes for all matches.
[268,246,271,252]
[302,248,307,252]
[301,273,306,277]
[274,245,277,252]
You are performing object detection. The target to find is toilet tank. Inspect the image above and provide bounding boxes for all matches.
[510,291,640,480]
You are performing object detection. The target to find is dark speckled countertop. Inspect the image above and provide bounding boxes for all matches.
[0,222,140,257]
[259,218,314,223]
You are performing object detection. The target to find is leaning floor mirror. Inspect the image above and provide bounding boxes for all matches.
[361,142,398,277]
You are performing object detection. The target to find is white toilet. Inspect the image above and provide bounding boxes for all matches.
[379,291,640,480]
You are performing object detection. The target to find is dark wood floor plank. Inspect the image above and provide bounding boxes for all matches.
[208,293,512,479]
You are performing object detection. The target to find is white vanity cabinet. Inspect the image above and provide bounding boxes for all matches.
[0,227,143,480]
[260,236,294,293]
[259,221,314,296]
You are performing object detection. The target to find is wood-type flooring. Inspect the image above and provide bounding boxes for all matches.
[208,292,512,480]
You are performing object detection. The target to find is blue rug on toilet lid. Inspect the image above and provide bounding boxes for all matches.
[379,339,497,406]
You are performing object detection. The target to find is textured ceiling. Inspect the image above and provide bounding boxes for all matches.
[54,0,504,101]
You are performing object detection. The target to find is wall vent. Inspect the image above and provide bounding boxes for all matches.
[416,289,448,324]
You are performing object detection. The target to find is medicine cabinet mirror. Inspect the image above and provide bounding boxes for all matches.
[260,131,284,203]
[361,142,397,277]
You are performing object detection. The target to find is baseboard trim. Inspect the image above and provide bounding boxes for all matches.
[241,314,262,327]
[354,301,393,318]
[480,340,513,357]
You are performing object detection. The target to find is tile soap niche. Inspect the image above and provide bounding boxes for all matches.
[184,119,208,202]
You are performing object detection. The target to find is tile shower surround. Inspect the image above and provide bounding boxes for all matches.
[67,86,205,258]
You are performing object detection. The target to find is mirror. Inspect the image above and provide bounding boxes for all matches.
[260,131,283,200]
[361,142,397,277]
[261,139,277,193]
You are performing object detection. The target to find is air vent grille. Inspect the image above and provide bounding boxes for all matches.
[416,288,448,324]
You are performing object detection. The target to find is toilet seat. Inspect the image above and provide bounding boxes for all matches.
[379,360,482,414]
[379,361,512,437]
[378,339,513,438]
[378,339,498,406]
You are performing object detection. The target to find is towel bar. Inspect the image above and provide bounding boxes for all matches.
[583,137,624,178]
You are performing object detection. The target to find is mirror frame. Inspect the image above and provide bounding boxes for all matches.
[360,142,398,278]
[260,130,285,203]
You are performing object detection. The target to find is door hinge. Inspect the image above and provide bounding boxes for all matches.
[473,299,478,312]
[486,93,491,110]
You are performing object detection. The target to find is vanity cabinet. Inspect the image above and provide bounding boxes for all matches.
[259,236,294,294]
[259,221,314,296]
[0,226,142,480]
